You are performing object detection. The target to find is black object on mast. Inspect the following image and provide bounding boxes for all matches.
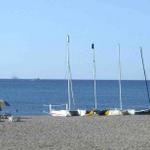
[140,47,150,104]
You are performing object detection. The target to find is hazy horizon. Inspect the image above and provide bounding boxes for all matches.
[0,77,149,81]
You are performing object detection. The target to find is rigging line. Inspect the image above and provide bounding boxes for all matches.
[65,55,75,106]
[118,44,123,110]
[67,35,71,110]
[67,34,75,108]
[68,63,75,106]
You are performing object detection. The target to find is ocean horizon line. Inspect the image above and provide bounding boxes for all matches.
[0,78,149,81]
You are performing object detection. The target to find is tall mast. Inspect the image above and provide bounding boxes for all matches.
[92,43,97,109]
[118,44,123,110]
[140,47,150,105]
[67,35,71,110]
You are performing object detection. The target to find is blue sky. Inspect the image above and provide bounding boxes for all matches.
[0,0,150,79]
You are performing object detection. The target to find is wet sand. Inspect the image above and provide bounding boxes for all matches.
[0,115,150,150]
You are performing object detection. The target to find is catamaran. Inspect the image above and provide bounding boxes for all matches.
[135,47,150,115]
[87,43,123,116]
[86,43,98,116]
[46,35,86,117]
[104,44,123,115]
[104,44,135,116]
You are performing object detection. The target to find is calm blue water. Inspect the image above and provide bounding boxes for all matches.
[0,79,150,116]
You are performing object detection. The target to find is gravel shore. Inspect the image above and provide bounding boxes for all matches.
[0,115,150,150]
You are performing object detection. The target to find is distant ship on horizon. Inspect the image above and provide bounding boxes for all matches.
[11,76,20,80]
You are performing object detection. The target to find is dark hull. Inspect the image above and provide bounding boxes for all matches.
[69,110,80,116]
[95,109,109,116]
[135,109,150,115]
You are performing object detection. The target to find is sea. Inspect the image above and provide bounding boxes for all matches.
[0,79,149,116]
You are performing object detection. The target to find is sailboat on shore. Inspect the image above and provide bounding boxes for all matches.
[65,35,86,116]
[85,43,98,116]
[103,44,123,116]
[135,47,150,115]
[86,43,123,116]
[47,35,86,117]
[104,44,135,116]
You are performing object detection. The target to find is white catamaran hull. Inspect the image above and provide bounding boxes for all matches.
[78,110,86,116]
[105,109,122,116]
[50,110,70,117]
[50,109,87,117]
[122,109,135,115]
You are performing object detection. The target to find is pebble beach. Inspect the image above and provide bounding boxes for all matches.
[0,115,150,150]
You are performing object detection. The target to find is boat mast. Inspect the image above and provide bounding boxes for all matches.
[140,47,150,105]
[92,43,97,109]
[118,44,123,110]
[67,35,71,110]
